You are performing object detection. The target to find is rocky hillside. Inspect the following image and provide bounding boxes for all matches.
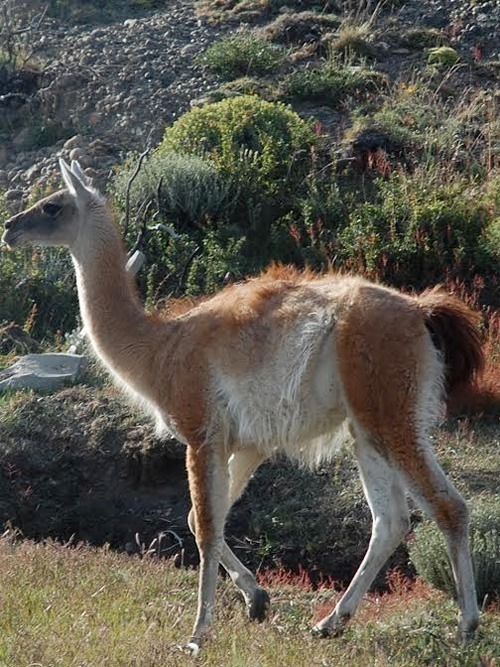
[1,0,231,205]
[1,0,498,208]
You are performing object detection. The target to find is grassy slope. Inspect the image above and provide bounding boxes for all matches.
[0,407,497,666]
[0,537,498,667]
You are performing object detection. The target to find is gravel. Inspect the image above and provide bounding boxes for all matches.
[1,0,498,204]
[1,0,230,201]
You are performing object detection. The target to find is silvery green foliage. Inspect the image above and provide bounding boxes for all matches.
[113,152,237,230]
[410,501,500,605]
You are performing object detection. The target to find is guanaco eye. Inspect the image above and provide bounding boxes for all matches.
[42,202,62,217]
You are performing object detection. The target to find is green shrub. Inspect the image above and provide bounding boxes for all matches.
[427,46,460,67]
[282,164,499,293]
[184,230,247,295]
[157,95,315,250]
[409,500,500,604]
[111,97,317,298]
[112,150,254,301]
[0,246,78,342]
[217,76,276,100]
[158,96,315,266]
[283,63,385,107]
[336,169,498,288]
[199,34,286,79]
[158,95,314,197]
[349,85,498,172]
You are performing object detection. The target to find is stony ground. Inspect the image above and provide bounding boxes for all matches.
[1,0,230,202]
[1,0,498,207]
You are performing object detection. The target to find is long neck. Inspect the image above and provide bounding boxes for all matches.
[71,205,162,396]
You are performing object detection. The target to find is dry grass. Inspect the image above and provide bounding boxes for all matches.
[330,21,374,58]
[0,536,498,666]
[0,398,498,665]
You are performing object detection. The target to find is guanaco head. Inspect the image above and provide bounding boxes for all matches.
[1,159,103,250]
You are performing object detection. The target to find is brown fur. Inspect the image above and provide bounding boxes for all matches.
[336,282,424,441]
[186,444,214,549]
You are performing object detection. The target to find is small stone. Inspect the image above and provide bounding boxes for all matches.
[63,135,82,150]
[88,112,102,125]
[24,164,41,180]
[5,188,24,201]
[69,147,85,162]
[83,167,98,180]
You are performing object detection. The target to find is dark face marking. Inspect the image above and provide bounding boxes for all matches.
[2,190,77,248]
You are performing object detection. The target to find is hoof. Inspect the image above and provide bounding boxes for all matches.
[185,641,201,657]
[311,623,332,639]
[312,615,348,639]
[457,624,478,645]
[248,587,271,622]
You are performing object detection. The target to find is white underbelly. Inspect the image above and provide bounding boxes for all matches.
[212,327,350,466]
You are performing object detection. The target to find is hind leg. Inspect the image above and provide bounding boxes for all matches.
[401,439,479,642]
[313,432,410,637]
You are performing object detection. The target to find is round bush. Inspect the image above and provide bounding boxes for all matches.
[157,95,315,202]
[427,46,460,67]
[409,501,500,605]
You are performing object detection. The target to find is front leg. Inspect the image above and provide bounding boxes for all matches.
[187,446,270,624]
[186,443,229,653]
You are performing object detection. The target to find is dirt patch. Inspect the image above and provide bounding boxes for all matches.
[0,383,409,585]
[0,385,193,558]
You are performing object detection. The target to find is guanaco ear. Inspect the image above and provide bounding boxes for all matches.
[70,160,93,187]
[59,158,92,201]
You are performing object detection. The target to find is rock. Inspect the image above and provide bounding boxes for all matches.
[0,353,87,393]
[88,112,103,126]
[63,135,83,150]
[24,164,41,181]
[5,189,24,202]
[69,147,85,162]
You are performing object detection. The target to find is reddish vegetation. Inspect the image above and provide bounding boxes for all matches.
[257,564,337,593]
[312,570,441,626]
[261,565,500,626]
[355,571,440,625]
[473,333,500,412]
